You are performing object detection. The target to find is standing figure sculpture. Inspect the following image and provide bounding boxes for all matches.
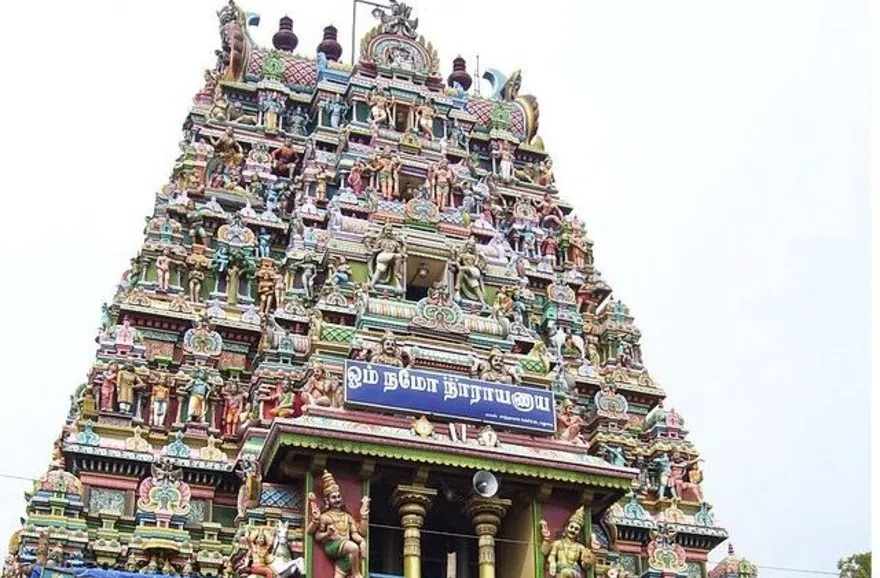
[414,96,436,140]
[324,94,349,129]
[539,507,596,578]
[367,88,392,129]
[451,236,488,305]
[369,149,401,201]
[364,223,406,290]
[307,470,370,578]
[428,159,456,210]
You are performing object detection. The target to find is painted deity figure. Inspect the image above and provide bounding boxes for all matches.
[556,399,586,445]
[324,94,349,129]
[149,370,171,427]
[599,444,628,467]
[255,259,279,315]
[414,96,436,140]
[304,362,341,408]
[367,87,392,128]
[371,330,405,367]
[347,159,368,195]
[452,236,488,305]
[536,193,565,231]
[116,363,143,415]
[428,159,456,210]
[496,141,515,181]
[208,127,244,175]
[652,452,675,500]
[272,139,299,179]
[186,245,211,302]
[369,149,401,201]
[182,369,213,422]
[540,507,595,578]
[307,470,370,578]
[156,248,173,292]
[364,223,406,289]
[222,376,247,436]
[243,529,275,578]
[474,347,519,385]
[267,377,303,419]
[670,451,704,502]
[286,106,309,136]
[100,363,119,412]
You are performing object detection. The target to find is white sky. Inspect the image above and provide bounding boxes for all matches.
[0,1,870,576]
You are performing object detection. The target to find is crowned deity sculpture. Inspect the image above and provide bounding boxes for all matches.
[413,96,436,140]
[427,159,456,210]
[473,347,520,385]
[370,330,405,367]
[307,470,370,578]
[539,507,596,578]
[367,87,392,129]
[368,149,401,201]
[451,236,488,306]
[364,223,406,290]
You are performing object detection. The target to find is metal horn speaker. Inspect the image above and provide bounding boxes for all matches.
[472,470,499,498]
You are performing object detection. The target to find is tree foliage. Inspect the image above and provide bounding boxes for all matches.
[838,552,871,578]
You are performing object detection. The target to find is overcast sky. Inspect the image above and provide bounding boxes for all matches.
[0,1,869,576]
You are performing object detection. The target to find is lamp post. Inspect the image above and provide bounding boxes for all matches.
[350,0,394,66]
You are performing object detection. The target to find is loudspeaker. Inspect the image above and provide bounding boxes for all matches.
[472,470,499,498]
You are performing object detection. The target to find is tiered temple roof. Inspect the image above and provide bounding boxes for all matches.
[3,4,755,578]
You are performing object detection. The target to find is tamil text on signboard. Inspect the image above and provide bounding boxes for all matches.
[343,359,556,434]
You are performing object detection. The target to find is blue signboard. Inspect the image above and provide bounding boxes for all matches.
[344,360,556,434]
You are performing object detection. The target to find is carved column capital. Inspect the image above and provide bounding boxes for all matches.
[392,485,438,578]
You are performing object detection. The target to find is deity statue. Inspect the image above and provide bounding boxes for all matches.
[495,141,514,181]
[451,236,488,305]
[186,245,211,302]
[539,507,596,578]
[599,444,628,467]
[235,454,262,518]
[208,127,244,176]
[652,452,675,500]
[537,158,555,187]
[116,363,144,415]
[208,85,230,122]
[427,159,456,210]
[369,149,401,201]
[156,248,173,293]
[329,256,352,286]
[301,158,323,199]
[181,368,214,423]
[557,399,586,445]
[370,330,405,367]
[347,160,368,195]
[473,347,520,385]
[364,223,406,290]
[303,362,342,409]
[266,376,304,419]
[307,470,370,578]
[240,529,276,578]
[536,193,565,231]
[414,96,436,140]
[367,87,392,128]
[670,451,704,502]
[285,106,309,136]
[100,363,118,412]
[324,94,349,129]
[449,118,469,149]
[222,376,247,436]
[255,259,280,315]
[259,92,285,132]
[149,370,171,427]
[272,139,299,179]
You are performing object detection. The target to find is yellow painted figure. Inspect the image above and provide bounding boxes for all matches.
[540,507,596,578]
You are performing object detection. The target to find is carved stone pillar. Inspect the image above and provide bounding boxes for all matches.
[463,496,511,578]
[392,485,438,578]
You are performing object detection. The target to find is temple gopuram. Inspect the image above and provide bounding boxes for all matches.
[3,4,758,578]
